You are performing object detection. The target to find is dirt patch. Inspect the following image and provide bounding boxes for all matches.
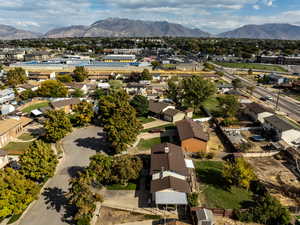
[96,207,149,225]
[246,157,300,206]
[208,131,225,152]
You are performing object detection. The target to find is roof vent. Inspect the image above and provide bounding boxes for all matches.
[164,146,169,153]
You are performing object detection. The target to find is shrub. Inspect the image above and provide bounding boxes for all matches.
[206,152,215,159]
[188,192,199,207]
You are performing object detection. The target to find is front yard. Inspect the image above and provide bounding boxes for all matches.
[137,136,170,150]
[195,161,253,209]
[2,141,33,155]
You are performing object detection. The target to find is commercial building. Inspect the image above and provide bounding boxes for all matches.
[103,54,136,63]
[256,55,300,65]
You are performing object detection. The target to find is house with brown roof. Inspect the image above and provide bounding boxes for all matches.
[150,143,192,206]
[176,119,209,153]
[244,102,273,123]
[50,98,81,113]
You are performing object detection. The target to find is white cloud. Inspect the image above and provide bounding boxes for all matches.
[253,4,260,10]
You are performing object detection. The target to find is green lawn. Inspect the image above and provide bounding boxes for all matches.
[18,133,36,141]
[137,136,170,150]
[138,117,156,124]
[22,101,49,113]
[195,161,253,209]
[2,141,33,155]
[106,182,137,190]
[142,124,175,133]
[214,62,287,72]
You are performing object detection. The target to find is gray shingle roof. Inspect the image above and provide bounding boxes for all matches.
[150,176,190,193]
[149,100,171,114]
[50,98,80,109]
[264,115,296,132]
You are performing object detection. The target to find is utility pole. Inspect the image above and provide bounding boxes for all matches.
[275,90,280,111]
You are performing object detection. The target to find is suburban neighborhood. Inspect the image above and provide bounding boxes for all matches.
[1,36,300,225]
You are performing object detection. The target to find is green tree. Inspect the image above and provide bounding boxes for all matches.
[57,74,73,83]
[181,76,216,111]
[44,110,72,143]
[37,80,68,97]
[19,140,58,182]
[166,79,182,107]
[19,89,36,101]
[92,88,105,100]
[187,192,199,207]
[222,158,256,190]
[218,95,240,117]
[112,155,143,185]
[6,67,27,86]
[0,168,39,218]
[130,95,149,116]
[232,78,243,89]
[87,154,113,185]
[98,90,142,154]
[72,66,88,82]
[140,69,152,80]
[151,61,161,70]
[108,80,123,90]
[71,88,84,97]
[71,101,94,127]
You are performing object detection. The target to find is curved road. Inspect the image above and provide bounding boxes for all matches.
[18,126,104,225]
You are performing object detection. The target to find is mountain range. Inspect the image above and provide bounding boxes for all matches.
[1,18,300,40]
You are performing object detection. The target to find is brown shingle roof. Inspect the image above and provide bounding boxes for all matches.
[163,108,184,117]
[150,176,190,193]
[150,143,188,176]
[176,119,209,142]
[245,102,273,114]
[50,98,80,109]
[149,100,172,114]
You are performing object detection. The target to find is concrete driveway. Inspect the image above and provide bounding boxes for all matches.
[18,126,106,225]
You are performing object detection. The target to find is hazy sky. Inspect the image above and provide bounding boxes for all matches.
[1,0,300,34]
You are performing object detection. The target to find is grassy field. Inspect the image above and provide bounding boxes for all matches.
[137,136,170,150]
[22,101,49,113]
[214,62,287,72]
[138,117,156,124]
[2,141,33,155]
[18,133,36,141]
[195,161,253,209]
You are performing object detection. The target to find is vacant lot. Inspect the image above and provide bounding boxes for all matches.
[214,62,287,72]
[196,161,253,209]
[22,101,49,113]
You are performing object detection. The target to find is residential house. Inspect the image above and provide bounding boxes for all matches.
[163,109,186,123]
[0,117,32,148]
[149,100,175,118]
[150,143,191,207]
[263,115,300,146]
[50,98,81,113]
[1,104,15,115]
[267,73,288,85]
[176,119,209,153]
[125,82,147,96]
[0,88,15,104]
[65,83,89,95]
[244,102,273,123]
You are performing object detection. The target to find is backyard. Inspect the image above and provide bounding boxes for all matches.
[21,101,49,113]
[138,117,156,124]
[195,161,253,209]
[137,136,170,150]
[2,141,33,155]
[214,62,287,72]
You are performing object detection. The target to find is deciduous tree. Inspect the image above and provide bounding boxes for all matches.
[218,95,240,117]
[140,69,152,80]
[19,140,58,182]
[6,67,27,86]
[71,101,94,127]
[130,95,149,116]
[44,110,72,143]
[72,66,88,82]
[37,80,68,97]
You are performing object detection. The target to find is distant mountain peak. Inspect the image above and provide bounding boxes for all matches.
[218,23,300,40]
